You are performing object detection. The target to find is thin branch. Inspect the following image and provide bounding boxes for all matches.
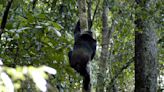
[87,0,92,31]
[0,0,13,38]
[109,57,134,89]
[89,0,100,30]
[32,0,37,10]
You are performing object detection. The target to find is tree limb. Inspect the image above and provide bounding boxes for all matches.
[0,0,13,38]
[89,0,100,30]
[87,0,92,31]
[108,57,134,89]
[32,0,37,10]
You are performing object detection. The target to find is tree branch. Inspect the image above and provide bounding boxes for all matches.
[109,57,134,89]
[89,0,100,30]
[87,0,92,31]
[0,0,13,38]
[32,0,37,10]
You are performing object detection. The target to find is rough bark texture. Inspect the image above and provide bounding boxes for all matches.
[97,0,109,91]
[135,0,158,92]
[135,21,157,92]
[78,0,88,32]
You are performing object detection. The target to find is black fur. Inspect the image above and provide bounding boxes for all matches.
[68,21,96,90]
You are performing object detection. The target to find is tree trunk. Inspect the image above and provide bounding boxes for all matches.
[135,0,158,92]
[78,0,90,92]
[78,0,88,32]
[97,0,109,91]
[106,21,116,92]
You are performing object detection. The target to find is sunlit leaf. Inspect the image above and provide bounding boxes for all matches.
[52,22,63,30]
[1,72,14,92]
[42,66,57,75]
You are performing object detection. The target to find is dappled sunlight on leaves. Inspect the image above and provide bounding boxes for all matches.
[0,65,57,92]
[0,72,14,92]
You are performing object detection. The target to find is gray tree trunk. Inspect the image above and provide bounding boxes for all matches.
[135,0,158,92]
[78,0,88,32]
[97,0,109,91]
[105,21,117,92]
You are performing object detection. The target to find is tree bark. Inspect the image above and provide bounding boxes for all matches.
[78,0,88,32]
[78,0,90,92]
[97,0,109,91]
[135,0,158,92]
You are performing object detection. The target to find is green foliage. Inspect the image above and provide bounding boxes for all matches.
[0,0,163,91]
[0,65,57,92]
[0,0,79,91]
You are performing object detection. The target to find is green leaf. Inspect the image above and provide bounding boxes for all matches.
[6,23,13,29]
[38,14,46,19]
[52,22,63,30]
[26,13,35,23]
